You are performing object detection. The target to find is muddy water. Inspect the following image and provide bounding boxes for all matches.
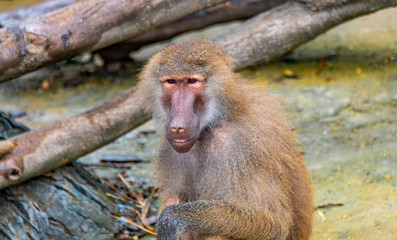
[0,6,397,240]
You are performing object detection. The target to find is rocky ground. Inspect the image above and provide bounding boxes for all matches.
[1,6,396,240]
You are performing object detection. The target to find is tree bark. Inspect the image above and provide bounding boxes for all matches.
[0,0,228,82]
[0,161,122,240]
[0,87,150,190]
[216,0,397,69]
[297,0,356,11]
[0,112,123,240]
[97,0,285,62]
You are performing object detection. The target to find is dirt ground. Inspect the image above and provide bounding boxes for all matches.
[1,5,396,240]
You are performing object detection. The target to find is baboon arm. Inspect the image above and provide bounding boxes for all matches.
[157,200,290,240]
[159,195,184,212]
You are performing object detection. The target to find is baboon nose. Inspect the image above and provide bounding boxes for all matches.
[170,126,185,133]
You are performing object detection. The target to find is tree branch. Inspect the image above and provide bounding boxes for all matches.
[0,87,150,189]
[216,0,397,69]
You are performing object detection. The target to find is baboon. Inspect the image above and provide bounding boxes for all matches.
[137,39,313,240]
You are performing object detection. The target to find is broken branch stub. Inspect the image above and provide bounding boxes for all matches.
[0,140,16,158]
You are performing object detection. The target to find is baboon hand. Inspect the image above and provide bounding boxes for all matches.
[157,205,187,240]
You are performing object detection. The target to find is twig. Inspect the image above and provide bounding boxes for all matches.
[106,192,127,201]
[82,163,131,169]
[317,210,326,222]
[140,196,155,231]
[113,216,157,236]
[315,202,344,209]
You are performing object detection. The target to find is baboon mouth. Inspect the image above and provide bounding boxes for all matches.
[172,138,194,144]
[168,136,198,153]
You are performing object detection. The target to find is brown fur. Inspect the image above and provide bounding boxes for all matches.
[137,39,313,240]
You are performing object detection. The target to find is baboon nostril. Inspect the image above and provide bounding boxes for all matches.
[170,126,185,133]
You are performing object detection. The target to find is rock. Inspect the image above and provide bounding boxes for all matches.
[345,113,376,130]
[373,92,390,104]
[295,86,351,121]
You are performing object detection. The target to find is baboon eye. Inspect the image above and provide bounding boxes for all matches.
[166,79,177,84]
[187,78,198,84]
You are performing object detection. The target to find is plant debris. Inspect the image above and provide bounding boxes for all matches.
[98,172,159,239]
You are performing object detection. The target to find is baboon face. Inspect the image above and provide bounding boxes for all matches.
[140,40,234,153]
[160,73,207,153]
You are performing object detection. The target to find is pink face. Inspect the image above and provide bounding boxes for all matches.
[160,74,206,153]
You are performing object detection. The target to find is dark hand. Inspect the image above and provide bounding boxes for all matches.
[157,205,187,240]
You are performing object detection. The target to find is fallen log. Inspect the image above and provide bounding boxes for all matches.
[0,0,228,82]
[216,0,397,69]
